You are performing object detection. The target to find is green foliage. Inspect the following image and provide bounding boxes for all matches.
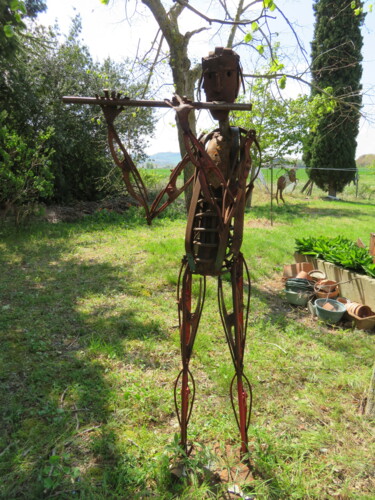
[0,17,155,203]
[0,0,26,55]
[303,0,365,195]
[295,235,375,277]
[233,75,336,165]
[0,111,54,208]
[263,0,276,10]
[0,0,46,57]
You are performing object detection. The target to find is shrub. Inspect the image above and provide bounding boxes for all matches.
[0,111,55,214]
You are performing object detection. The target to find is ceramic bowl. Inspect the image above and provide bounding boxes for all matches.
[285,289,311,306]
[315,298,346,324]
[307,269,326,282]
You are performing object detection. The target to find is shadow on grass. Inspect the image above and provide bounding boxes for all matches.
[1,212,372,498]
[248,201,370,223]
[0,220,172,498]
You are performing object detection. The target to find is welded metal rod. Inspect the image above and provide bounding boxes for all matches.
[62,96,252,111]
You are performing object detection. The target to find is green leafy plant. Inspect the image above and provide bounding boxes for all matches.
[0,111,55,215]
[295,235,375,277]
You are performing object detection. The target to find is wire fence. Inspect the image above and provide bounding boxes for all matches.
[256,165,375,209]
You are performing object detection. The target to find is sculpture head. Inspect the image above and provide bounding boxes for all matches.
[200,47,242,121]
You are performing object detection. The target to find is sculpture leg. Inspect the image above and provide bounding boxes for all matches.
[218,254,252,458]
[280,189,285,204]
[174,258,206,454]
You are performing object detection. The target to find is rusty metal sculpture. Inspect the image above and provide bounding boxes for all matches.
[64,47,260,459]
[275,168,297,204]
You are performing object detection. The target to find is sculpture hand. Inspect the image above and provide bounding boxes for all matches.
[165,94,194,133]
[96,89,125,124]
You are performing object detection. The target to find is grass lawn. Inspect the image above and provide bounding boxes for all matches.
[0,184,374,499]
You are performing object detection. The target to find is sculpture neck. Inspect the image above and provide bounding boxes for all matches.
[219,118,231,140]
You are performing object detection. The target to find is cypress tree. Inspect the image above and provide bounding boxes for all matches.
[304,0,364,197]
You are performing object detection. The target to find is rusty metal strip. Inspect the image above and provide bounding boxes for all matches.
[105,119,151,223]
[149,154,194,221]
[62,95,252,111]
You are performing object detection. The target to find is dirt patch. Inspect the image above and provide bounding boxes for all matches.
[257,275,321,331]
[1,197,135,224]
[170,442,255,499]
[44,197,133,223]
[245,217,284,228]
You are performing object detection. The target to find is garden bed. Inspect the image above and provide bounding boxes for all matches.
[295,252,375,310]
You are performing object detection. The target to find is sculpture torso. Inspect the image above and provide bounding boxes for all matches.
[185,126,248,276]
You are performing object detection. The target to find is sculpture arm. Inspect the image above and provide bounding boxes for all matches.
[165,94,236,224]
[99,93,194,224]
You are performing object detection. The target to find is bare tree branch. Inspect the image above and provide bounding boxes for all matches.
[219,0,232,21]
[243,0,264,10]
[141,32,164,98]
[227,0,245,48]
[184,27,209,43]
[275,5,309,66]
[168,0,185,24]
[173,0,271,26]
[243,72,364,116]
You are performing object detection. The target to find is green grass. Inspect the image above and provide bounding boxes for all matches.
[0,186,374,499]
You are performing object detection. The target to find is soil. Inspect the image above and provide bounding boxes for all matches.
[43,197,133,223]
[0,197,135,224]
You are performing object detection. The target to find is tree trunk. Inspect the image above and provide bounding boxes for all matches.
[301,179,313,194]
[246,163,258,208]
[140,0,249,212]
[173,68,199,212]
[328,185,337,198]
[176,111,196,212]
[365,362,375,417]
[142,0,202,211]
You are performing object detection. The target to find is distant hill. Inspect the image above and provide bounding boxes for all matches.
[146,152,374,169]
[149,152,181,167]
[356,154,375,166]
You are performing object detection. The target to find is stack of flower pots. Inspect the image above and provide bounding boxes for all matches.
[283,263,375,330]
[345,302,375,330]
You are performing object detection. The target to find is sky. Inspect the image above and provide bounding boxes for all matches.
[37,0,375,158]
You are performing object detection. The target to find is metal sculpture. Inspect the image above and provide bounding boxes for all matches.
[275,167,297,204]
[63,47,260,459]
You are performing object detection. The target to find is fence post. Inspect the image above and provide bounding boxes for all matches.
[370,233,375,263]
[270,166,273,227]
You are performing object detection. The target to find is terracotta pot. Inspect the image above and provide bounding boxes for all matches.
[316,289,340,299]
[337,297,350,305]
[314,279,339,299]
[296,270,309,280]
[346,302,373,318]
[318,279,337,290]
[282,262,314,281]
[350,314,375,331]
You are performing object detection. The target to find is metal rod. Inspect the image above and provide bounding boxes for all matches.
[270,164,273,227]
[62,96,252,111]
